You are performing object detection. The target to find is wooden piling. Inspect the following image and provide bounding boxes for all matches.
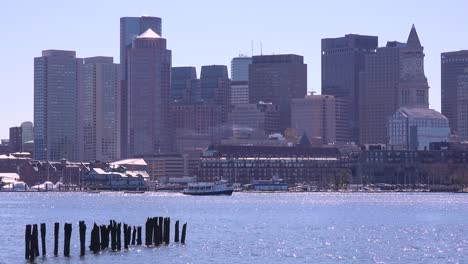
[116,222,121,251]
[123,224,129,249]
[90,223,100,254]
[145,218,152,246]
[131,226,136,245]
[100,225,108,250]
[40,223,46,256]
[32,224,39,257]
[174,220,180,243]
[54,222,59,256]
[152,218,158,246]
[158,217,163,246]
[64,223,72,257]
[181,223,187,244]
[165,217,170,244]
[79,221,86,256]
[110,221,116,251]
[137,226,142,245]
[25,224,32,260]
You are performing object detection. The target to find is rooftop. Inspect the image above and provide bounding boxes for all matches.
[398,107,447,120]
[137,29,161,39]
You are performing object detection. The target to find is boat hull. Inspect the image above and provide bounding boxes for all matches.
[183,189,233,196]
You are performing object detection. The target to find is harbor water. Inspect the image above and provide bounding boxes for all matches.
[1,192,467,263]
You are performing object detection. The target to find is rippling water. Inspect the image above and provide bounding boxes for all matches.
[0,192,467,263]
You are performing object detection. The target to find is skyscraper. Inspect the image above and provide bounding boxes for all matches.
[231,56,252,82]
[200,65,231,122]
[120,16,162,158]
[441,50,468,134]
[456,68,468,140]
[34,50,82,161]
[171,66,198,102]
[291,95,336,144]
[359,25,429,144]
[321,34,378,143]
[9,126,22,153]
[79,57,121,162]
[249,54,307,132]
[20,121,34,144]
[230,81,249,105]
[127,29,174,157]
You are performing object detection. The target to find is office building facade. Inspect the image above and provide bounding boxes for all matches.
[321,34,378,143]
[127,29,174,157]
[120,16,162,158]
[228,102,280,136]
[200,65,231,122]
[231,56,252,82]
[20,121,34,145]
[230,81,249,105]
[34,50,82,161]
[441,50,468,134]
[171,66,198,102]
[9,127,22,153]
[79,57,121,162]
[291,95,336,144]
[249,54,307,132]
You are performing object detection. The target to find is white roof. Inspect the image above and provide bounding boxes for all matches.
[91,168,149,178]
[0,173,20,179]
[137,29,161,39]
[110,158,147,167]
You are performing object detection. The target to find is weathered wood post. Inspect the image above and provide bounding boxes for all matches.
[131,226,136,245]
[79,221,86,256]
[152,218,158,246]
[174,220,180,243]
[25,224,32,260]
[145,218,152,246]
[54,222,59,256]
[116,222,122,251]
[165,217,170,245]
[40,223,46,256]
[110,221,116,251]
[123,223,129,249]
[90,223,100,254]
[64,223,72,257]
[100,225,108,250]
[181,223,187,244]
[32,224,39,257]
[158,217,163,245]
[137,226,142,245]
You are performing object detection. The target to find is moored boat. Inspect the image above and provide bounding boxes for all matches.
[183,181,233,196]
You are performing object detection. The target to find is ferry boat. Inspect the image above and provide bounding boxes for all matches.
[252,175,288,191]
[183,181,234,196]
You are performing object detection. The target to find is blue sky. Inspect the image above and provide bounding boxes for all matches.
[0,0,466,138]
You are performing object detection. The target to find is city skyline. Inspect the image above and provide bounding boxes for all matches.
[1,0,468,138]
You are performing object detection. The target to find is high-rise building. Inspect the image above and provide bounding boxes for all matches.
[127,29,174,157]
[34,50,82,161]
[230,81,249,106]
[120,16,162,158]
[249,54,307,132]
[321,34,378,143]
[388,107,449,150]
[228,102,280,136]
[9,126,22,153]
[359,25,429,144]
[20,121,33,144]
[456,68,468,140]
[291,95,336,144]
[441,50,468,134]
[172,102,222,135]
[200,65,231,122]
[79,57,121,162]
[171,66,198,102]
[231,56,252,82]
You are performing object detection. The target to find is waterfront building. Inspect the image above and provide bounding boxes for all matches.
[231,55,252,82]
[34,50,82,161]
[127,29,174,157]
[441,50,468,133]
[9,127,22,153]
[143,153,199,181]
[291,95,336,144]
[120,16,162,158]
[321,34,378,143]
[79,57,121,162]
[171,66,198,102]
[18,159,90,186]
[230,81,249,105]
[249,54,307,132]
[20,122,33,145]
[388,107,450,150]
[200,65,231,122]
[228,102,280,136]
[199,145,346,185]
[456,68,468,140]
[359,25,429,144]
[84,164,148,190]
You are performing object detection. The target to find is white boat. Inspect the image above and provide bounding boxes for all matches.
[183,181,233,196]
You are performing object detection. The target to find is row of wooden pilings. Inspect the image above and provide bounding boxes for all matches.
[25,217,187,260]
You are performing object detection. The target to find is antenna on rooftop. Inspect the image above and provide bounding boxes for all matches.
[260,42,263,55]
[251,40,253,56]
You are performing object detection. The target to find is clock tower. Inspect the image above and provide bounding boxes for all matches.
[398,25,429,108]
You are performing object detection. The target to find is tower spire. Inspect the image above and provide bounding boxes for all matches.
[406,24,422,48]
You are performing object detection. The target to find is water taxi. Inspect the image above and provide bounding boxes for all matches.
[183,181,233,196]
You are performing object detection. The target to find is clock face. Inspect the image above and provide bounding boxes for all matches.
[402,57,423,77]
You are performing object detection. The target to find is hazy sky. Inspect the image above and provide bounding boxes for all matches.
[0,0,466,138]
